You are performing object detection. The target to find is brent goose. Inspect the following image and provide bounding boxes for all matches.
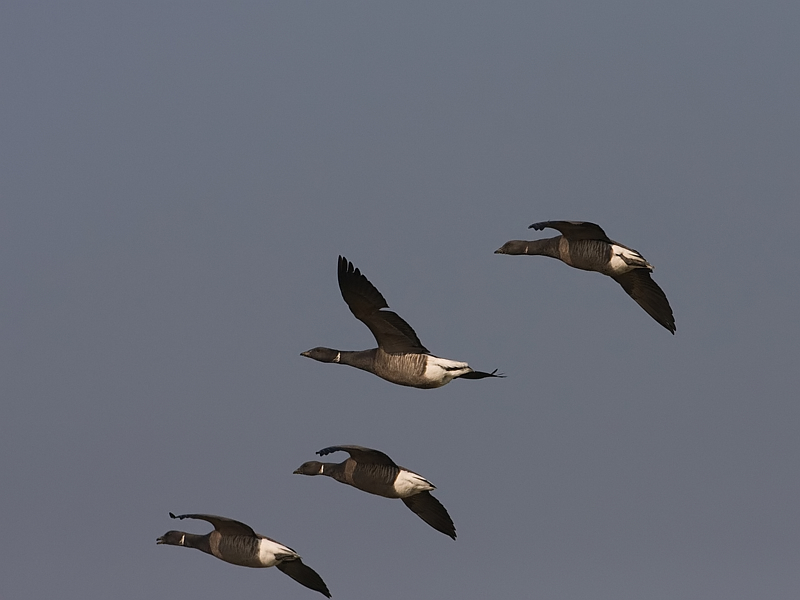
[496,221,675,333]
[301,256,504,388]
[294,445,456,540]
[157,512,331,597]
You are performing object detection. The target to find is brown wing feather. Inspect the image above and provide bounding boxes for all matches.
[529,220,611,241]
[401,491,457,540]
[276,559,332,598]
[169,513,257,537]
[337,256,429,354]
[317,444,398,466]
[612,270,676,333]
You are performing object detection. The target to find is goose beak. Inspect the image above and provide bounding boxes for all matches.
[156,536,165,544]
[300,351,310,358]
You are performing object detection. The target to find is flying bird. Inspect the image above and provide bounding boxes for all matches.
[294,445,456,539]
[301,256,504,388]
[495,220,675,333]
[156,513,331,597]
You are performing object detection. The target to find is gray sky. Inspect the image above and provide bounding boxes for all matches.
[2,2,799,599]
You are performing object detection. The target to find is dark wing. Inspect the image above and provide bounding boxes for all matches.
[401,491,456,540]
[529,221,611,242]
[612,270,676,333]
[169,513,256,537]
[338,256,429,354]
[277,559,332,598]
[317,444,398,466]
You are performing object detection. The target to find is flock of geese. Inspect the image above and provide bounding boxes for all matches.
[156,220,676,596]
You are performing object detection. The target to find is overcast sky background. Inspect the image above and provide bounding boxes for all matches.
[2,2,799,599]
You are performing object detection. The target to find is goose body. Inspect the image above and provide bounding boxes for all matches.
[294,445,456,539]
[210,535,295,569]
[157,513,331,597]
[495,221,675,333]
[301,256,503,388]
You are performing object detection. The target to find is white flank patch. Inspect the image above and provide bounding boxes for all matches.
[393,469,435,498]
[257,538,297,567]
[609,244,652,274]
[423,356,471,386]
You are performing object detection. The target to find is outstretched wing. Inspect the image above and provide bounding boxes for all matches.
[612,270,676,333]
[277,558,332,598]
[529,221,611,242]
[317,444,398,466]
[338,256,429,354]
[169,513,256,537]
[401,491,457,540]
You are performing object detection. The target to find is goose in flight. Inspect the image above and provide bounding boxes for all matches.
[301,256,504,388]
[157,512,331,597]
[496,221,675,333]
[294,445,456,539]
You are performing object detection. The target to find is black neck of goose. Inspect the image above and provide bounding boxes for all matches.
[320,461,350,484]
[182,533,213,555]
[501,237,561,258]
[336,349,378,372]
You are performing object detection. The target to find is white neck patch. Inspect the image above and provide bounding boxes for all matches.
[179,534,185,546]
[333,352,341,363]
[319,464,325,474]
